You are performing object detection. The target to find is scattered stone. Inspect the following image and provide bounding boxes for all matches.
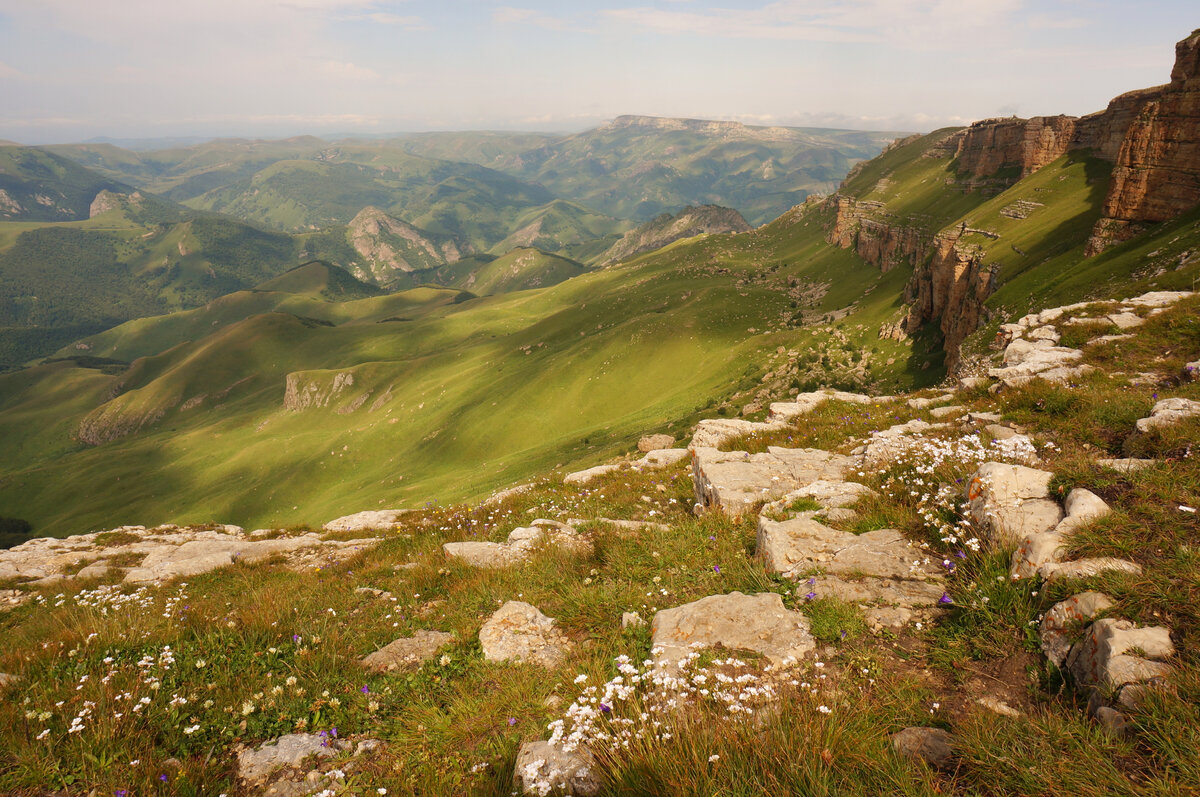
[479,601,571,669]
[891,727,955,768]
[988,337,1090,389]
[757,516,940,583]
[975,696,1021,718]
[360,630,454,672]
[906,394,954,409]
[483,483,534,506]
[1094,706,1131,737]
[1107,312,1145,330]
[1040,592,1114,667]
[1011,488,1110,579]
[929,405,966,419]
[563,464,622,485]
[984,424,1020,440]
[514,741,601,797]
[443,524,589,569]
[958,377,991,390]
[1066,618,1174,690]
[1124,290,1193,308]
[651,591,814,667]
[692,446,853,516]
[1097,458,1158,472]
[1184,360,1199,381]
[761,479,877,517]
[566,517,671,532]
[322,509,408,532]
[1117,680,1175,710]
[967,411,1003,424]
[691,417,787,449]
[1134,397,1200,434]
[966,463,1063,546]
[621,612,644,629]
[638,434,675,452]
[237,733,350,785]
[854,419,949,467]
[1027,326,1061,344]
[634,449,690,469]
[1039,558,1143,581]
[1089,334,1134,346]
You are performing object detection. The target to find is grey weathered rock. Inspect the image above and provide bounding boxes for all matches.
[322,509,408,532]
[1095,706,1131,737]
[906,394,955,409]
[966,463,1063,546]
[563,463,622,485]
[1039,558,1143,581]
[480,601,571,669]
[1040,592,1114,667]
[891,727,955,768]
[1107,312,1145,330]
[514,741,601,797]
[635,449,690,469]
[757,517,938,582]
[237,733,349,785]
[638,434,675,452]
[988,337,1089,389]
[691,417,788,449]
[1134,397,1200,434]
[360,630,454,672]
[1066,618,1174,690]
[929,405,966,419]
[1097,458,1158,472]
[1184,360,1200,381]
[1124,290,1194,308]
[761,479,877,517]
[854,419,949,468]
[482,483,534,506]
[985,424,1020,440]
[1011,488,1109,579]
[967,411,1003,424]
[692,446,853,516]
[651,591,814,667]
[443,524,589,569]
[958,377,992,390]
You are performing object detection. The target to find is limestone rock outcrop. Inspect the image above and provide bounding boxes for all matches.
[650,591,814,667]
[480,601,571,668]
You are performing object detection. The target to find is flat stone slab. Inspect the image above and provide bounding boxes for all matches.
[854,419,949,468]
[966,462,1063,546]
[1040,592,1113,667]
[514,741,601,797]
[638,434,675,452]
[563,463,622,485]
[929,405,966,419]
[443,524,589,569]
[360,630,454,673]
[651,591,814,667]
[692,446,853,516]
[322,509,408,532]
[1134,397,1200,434]
[1066,618,1174,691]
[691,417,788,449]
[757,516,940,582]
[761,479,877,518]
[1039,558,1142,581]
[480,601,571,669]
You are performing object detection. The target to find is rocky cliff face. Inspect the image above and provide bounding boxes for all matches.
[347,206,466,286]
[950,115,1079,181]
[902,228,995,371]
[1086,31,1200,254]
[827,196,932,273]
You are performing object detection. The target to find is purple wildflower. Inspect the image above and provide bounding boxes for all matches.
[116,791,128,797]
[508,717,518,726]
[360,685,370,694]
[159,774,168,782]
[804,591,817,601]
[713,565,720,574]
[955,550,967,559]
[599,703,611,713]
[938,593,953,605]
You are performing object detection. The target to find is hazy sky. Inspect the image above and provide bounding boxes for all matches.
[0,0,1195,143]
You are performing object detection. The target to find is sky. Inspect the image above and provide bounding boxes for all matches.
[0,0,1195,144]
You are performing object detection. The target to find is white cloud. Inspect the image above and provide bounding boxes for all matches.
[603,0,1023,46]
[493,6,582,32]
[321,60,382,81]
[0,61,24,79]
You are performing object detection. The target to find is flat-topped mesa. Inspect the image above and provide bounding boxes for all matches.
[1087,30,1200,254]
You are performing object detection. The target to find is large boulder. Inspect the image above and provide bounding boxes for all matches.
[1066,618,1174,690]
[480,601,571,669]
[237,733,349,786]
[650,591,814,667]
[444,524,589,569]
[891,727,955,768]
[514,741,601,797]
[966,463,1064,546]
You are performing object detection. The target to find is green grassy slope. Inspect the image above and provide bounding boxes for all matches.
[0,206,930,536]
[486,199,631,256]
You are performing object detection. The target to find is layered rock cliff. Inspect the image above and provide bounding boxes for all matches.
[823,30,1200,370]
[598,205,752,266]
[1086,30,1200,254]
